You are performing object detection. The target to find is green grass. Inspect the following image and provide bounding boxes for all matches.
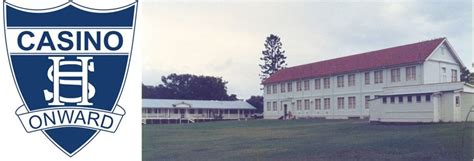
[143,119,473,161]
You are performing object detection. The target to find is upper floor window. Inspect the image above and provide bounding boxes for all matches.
[323,78,331,89]
[407,96,412,103]
[348,74,355,86]
[390,97,395,104]
[337,97,345,109]
[315,79,321,90]
[296,100,302,110]
[337,75,344,88]
[398,96,403,103]
[348,97,356,109]
[303,80,310,91]
[315,99,321,110]
[364,72,370,85]
[391,68,401,82]
[266,85,271,94]
[374,70,383,84]
[382,97,387,104]
[304,99,310,110]
[426,95,431,102]
[406,66,416,81]
[324,98,331,109]
[272,84,277,94]
[451,69,458,82]
[296,81,302,91]
[287,82,293,92]
[280,83,286,93]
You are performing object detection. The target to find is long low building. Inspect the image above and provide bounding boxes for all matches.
[262,37,473,122]
[370,82,474,122]
[142,99,256,124]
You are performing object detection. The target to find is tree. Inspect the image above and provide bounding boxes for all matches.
[460,66,470,83]
[259,34,287,82]
[246,96,263,113]
[142,73,238,100]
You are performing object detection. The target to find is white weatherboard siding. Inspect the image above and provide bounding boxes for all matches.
[370,83,474,122]
[263,39,471,122]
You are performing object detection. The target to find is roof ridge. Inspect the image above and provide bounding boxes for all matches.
[284,37,446,70]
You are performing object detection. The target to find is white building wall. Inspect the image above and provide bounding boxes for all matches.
[264,64,424,119]
[369,95,434,122]
[423,43,461,84]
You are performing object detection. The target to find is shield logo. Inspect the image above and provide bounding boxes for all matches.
[4,1,137,157]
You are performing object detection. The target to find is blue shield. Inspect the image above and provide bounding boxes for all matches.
[4,1,137,156]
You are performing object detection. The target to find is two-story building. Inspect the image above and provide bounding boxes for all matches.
[262,38,474,122]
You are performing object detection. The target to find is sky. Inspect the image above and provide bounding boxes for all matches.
[141,0,473,100]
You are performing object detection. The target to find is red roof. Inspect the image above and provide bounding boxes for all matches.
[262,38,446,84]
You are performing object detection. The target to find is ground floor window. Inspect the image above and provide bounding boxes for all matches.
[348,97,356,109]
[324,98,330,109]
[266,102,271,111]
[365,96,370,109]
[455,96,460,107]
[297,100,302,110]
[273,102,278,111]
[337,97,344,109]
[304,99,310,110]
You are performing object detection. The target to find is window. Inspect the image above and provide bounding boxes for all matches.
[390,97,395,104]
[416,95,421,103]
[398,96,403,103]
[272,84,277,94]
[324,78,331,89]
[348,97,356,109]
[296,81,302,91]
[296,100,302,110]
[365,72,370,85]
[391,68,400,82]
[280,83,286,93]
[189,109,195,114]
[315,79,321,90]
[442,67,446,73]
[455,96,460,107]
[266,102,271,111]
[324,98,331,109]
[348,74,355,86]
[337,97,345,109]
[266,85,271,94]
[315,99,321,110]
[374,70,383,84]
[406,66,416,81]
[304,99,310,110]
[426,95,431,102]
[365,96,370,109]
[304,80,310,91]
[287,82,293,92]
[337,75,344,88]
[273,102,277,111]
[451,69,458,82]
[407,96,412,103]
[198,109,202,114]
[382,97,387,104]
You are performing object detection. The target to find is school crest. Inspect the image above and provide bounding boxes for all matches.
[3,1,137,156]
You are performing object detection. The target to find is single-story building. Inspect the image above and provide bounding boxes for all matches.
[370,82,474,122]
[142,99,256,124]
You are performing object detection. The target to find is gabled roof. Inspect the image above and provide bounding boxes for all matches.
[262,38,446,84]
[142,99,256,110]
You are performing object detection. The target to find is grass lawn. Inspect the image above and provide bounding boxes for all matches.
[143,119,473,161]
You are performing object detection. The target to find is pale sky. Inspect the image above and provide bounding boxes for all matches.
[141,0,473,99]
